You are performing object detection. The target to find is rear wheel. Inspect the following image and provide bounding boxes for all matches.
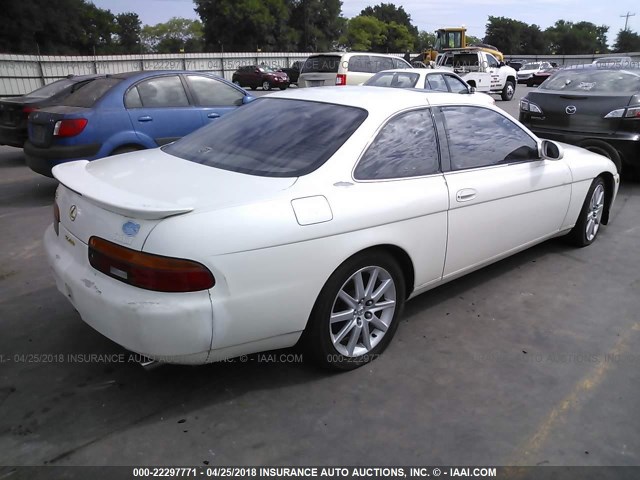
[580,140,622,173]
[568,177,606,247]
[302,251,405,370]
[262,81,271,91]
[501,80,515,101]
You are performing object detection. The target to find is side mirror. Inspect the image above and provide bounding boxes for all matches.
[254,69,260,74]
[539,139,564,160]
[498,61,506,67]
[468,86,477,94]
[242,95,255,105]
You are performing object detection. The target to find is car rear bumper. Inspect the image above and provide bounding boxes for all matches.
[24,140,101,177]
[0,126,27,148]
[522,125,640,162]
[44,225,214,364]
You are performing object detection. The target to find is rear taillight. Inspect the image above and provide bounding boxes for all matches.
[53,201,60,236]
[520,99,543,114]
[604,106,640,119]
[335,74,347,86]
[53,118,88,137]
[23,106,37,114]
[88,236,215,293]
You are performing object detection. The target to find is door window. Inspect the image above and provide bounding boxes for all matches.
[135,76,189,108]
[348,55,371,73]
[354,109,440,180]
[187,75,245,106]
[444,74,469,93]
[486,55,499,68]
[440,106,538,171]
[425,74,449,92]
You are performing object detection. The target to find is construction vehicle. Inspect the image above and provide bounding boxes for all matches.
[412,26,504,65]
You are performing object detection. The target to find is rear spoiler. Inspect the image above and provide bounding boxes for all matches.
[52,160,193,220]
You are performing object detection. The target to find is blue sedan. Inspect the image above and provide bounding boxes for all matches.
[24,70,253,177]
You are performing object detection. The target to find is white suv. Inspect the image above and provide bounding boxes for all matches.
[298,52,412,88]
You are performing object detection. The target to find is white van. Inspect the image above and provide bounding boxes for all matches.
[298,52,412,87]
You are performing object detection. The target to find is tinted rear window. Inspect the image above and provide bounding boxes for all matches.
[302,55,341,73]
[26,78,75,98]
[540,69,640,93]
[164,98,367,177]
[61,78,122,107]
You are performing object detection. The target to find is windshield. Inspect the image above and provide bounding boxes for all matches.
[61,78,121,107]
[523,63,541,70]
[540,68,640,93]
[164,98,368,177]
[25,78,76,98]
[302,55,341,73]
[259,66,276,73]
[365,72,419,88]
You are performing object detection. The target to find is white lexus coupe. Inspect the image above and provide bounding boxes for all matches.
[45,86,619,370]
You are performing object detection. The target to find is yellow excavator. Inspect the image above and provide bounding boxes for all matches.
[412,26,504,65]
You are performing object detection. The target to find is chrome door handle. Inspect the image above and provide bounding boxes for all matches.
[456,188,477,202]
[207,113,220,119]
[138,116,153,122]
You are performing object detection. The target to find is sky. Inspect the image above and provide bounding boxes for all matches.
[92,0,639,42]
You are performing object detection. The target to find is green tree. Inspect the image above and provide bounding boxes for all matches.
[196,0,294,51]
[115,13,142,52]
[485,16,531,54]
[415,30,436,51]
[360,3,418,37]
[288,0,343,52]
[613,29,640,53]
[141,18,204,53]
[339,15,386,51]
[545,20,608,54]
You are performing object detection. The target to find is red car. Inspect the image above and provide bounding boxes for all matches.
[527,66,560,87]
[232,65,290,91]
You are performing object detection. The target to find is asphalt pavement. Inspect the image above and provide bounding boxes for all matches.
[1,86,639,470]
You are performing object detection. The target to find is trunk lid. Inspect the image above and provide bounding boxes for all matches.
[53,149,297,248]
[0,97,39,128]
[525,90,634,134]
[28,106,91,147]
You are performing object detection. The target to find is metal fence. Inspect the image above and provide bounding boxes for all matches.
[0,52,311,96]
[2,51,640,96]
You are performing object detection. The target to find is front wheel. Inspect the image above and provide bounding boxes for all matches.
[567,177,606,247]
[501,80,515,101]
[262,81,271,91]
[302,251,406,370]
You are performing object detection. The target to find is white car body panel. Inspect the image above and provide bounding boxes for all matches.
[45,87,619,364]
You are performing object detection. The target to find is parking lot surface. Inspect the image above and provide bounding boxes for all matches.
[1,86,639,468]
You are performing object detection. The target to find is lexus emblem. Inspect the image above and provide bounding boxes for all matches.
[69,205,78,221]
[566,105,577,115]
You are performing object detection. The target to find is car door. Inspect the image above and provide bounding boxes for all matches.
[485,54,501,90]
[352,108,449,290]
[436,105,572,279]
[125,74,199,146]
[184,74,246,125]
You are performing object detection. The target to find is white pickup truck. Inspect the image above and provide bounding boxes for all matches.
[436,49,517,101]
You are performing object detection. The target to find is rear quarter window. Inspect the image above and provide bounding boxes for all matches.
[302,56,341,73]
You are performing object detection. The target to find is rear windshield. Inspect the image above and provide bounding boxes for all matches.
[540,68,640,93]
[365,72,419,88]
[164,98,368,177]
[25,78,75,98]
[302,55,341,73]
[523,63,541,70]
[61,78,121,107]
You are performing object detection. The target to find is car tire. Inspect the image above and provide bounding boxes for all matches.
[501,80,515,101]
[302,250,406,371]
[567,176,606,247]
[262,81,271,91]
[111,145,143,156]
[279,86,288,90]
[579,140,622,173]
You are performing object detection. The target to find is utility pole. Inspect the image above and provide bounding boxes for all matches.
[620,12,636,31]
